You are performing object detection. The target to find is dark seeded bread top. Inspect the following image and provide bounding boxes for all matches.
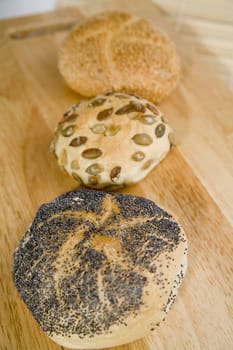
[13,189,186,338]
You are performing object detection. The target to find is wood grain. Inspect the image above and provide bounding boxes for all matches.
[0,3,233,350]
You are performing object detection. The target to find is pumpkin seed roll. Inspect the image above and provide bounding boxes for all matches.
[51,92,174,189]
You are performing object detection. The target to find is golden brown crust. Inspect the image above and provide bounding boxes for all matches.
[13,190,187,349]
[58,11,180,103]
[50,92,174,189]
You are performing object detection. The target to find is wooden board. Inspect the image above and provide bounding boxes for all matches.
[0,2,233,350]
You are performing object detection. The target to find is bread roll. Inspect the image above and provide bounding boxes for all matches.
[13,190,187,349]
[58,11,180,103]
[51,92,174,189]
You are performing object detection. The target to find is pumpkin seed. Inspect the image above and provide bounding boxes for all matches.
[97,107,113,121]
[88,98,106,107]
[105,124,121,136]
[58,149,67,166]
[146,103,160,116]
[63,113,78,122]
[86,163,104,175]
[168,132,176,147]
[115,104,135,115]
[72,172,82,186]
[161,115,169,123]
[71,160,80,169]
[115,100,146,115]
[155,124,166,138]
[90,123,106,134]
[132,133,153,146]
[110,166,121,182]
[141,159,154,170]
[132,151,145,161]
[139,115,156,125]
[88,175,100,186]
[63,109,72,119]
[69,136,87,147]
[61,125,76,137]
[63,103,79,119]
[82,148,102,159]
[130,100,146,113]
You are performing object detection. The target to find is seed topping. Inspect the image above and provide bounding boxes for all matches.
[141,159,154,170]
[139,115,156,125]
[88,175,100,186]
[132,134,153,146]
[89,98,106,107]
[69,136,87,147]
[61,125,76,137]
[90,124,106,134]
[110,166,121,182]
[97,108,113,121]
[86,164,104,175]
[82,148,102,159]
[71,160,80,170]
[105,125,121,136]
[132,151,145,161]
[146,103,160,115]
[155,124,166,138]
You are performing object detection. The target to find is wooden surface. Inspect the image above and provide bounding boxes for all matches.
[0,2,233,350]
